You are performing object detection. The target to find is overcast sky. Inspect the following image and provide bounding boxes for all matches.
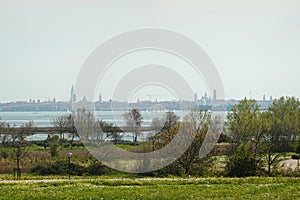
[0,0,299,102]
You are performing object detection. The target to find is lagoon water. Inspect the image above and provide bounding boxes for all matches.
[0,110,187,127]
[0,110,226,142]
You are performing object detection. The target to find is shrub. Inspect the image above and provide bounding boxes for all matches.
[48,135,60,157]
[226,145,258,177]
[0,150,8,159]
[31,159,87,176]
[50,142,59,157]
[88,162,111,175]
[63,143,71,148]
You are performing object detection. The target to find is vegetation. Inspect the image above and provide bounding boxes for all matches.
[226,97,300,176]
[123,108,143,143]
[154,109,215,176]
[0,177,300,199]
[0,97,300,183]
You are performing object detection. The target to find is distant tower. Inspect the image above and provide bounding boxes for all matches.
[70,85,76,102]
[194,93,198,104]
[263,94,266,101]
[70,85,76,111]
[99,93,103,103]
[270,95,273,101]
[213,90,217,101]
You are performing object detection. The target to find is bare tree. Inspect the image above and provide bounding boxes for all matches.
[12,121,35,179]
[99,120,122,145]
[0,122,8,146]
[123,109,143,143]
[51,115,68,144]
[155,109,214,176]
[66,114,78,149]
[162,112,179,132]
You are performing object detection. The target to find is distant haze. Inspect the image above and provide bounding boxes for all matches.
[1,0,300,102]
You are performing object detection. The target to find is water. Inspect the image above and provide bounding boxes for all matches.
[0,111,185,142]
[0,110,226,142]
[0,110,187,127]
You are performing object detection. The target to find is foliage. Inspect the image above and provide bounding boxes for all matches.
[154,109,216,176]
[226,144,257,177]
[88,161,112,175]
[48,135,60,157]
[31,158,86,176]
[291,154,300,160]
[226,97,300,176]
[268,96,300,152]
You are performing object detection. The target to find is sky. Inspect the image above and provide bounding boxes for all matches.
[0,0,300,103]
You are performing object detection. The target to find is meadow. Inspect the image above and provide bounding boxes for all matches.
[1,177,300,199]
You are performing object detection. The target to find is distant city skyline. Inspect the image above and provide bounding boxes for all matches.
[0,87,274,112]
[0,85,277,104]
[1,1,300,102]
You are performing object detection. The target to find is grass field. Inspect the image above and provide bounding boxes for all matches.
[1,177,300,199]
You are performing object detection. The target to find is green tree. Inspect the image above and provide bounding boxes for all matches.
[226,99,266,176]
[265,96,300,175]
[268,97,300,152]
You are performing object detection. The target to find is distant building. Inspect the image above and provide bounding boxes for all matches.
[194,93,198,104]
[70,85,76,103]
[213,90,217,101]
[99,93,103,103]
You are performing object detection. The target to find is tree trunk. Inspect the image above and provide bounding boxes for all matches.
[268,154,271,177]
[70,133,75,150]
[134,133,137,143]
[16,149,21,180]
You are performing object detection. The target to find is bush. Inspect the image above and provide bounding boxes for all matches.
[31,159,87,176]
[0,150,8,159]
[88,162,111,175]
[63,143,71,148]
[50,142,59,157]
[292,154,300,160]
[48,135,60,157]
[226,145,258,177]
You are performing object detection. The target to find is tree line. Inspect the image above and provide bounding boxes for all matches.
[1,96,300,178]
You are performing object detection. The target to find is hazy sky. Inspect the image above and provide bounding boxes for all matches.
[1,0,300,102]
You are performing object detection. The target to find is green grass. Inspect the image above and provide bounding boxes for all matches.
[116,143,153,153]
[1,177,300,199]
